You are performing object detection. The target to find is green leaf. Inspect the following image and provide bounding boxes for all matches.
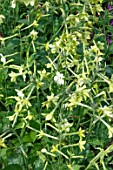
[15,122,25,129]
[72,165,84,170]
[2,164,22,170]
[30,131,37,143]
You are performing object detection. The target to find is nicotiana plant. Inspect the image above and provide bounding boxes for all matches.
[0,0,113,170]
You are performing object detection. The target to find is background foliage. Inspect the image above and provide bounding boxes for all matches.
[0,0,113,169]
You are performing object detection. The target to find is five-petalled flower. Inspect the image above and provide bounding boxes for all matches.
[54,71,64,85]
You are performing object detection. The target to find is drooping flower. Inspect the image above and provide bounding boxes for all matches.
[0,53,6,64]
[108,127,113,138]
[11,0,16,8]
[79,140,86,152]
[30,30,38,39]
[54,71,64,85]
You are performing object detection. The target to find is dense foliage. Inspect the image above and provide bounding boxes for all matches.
[0,0,113,169]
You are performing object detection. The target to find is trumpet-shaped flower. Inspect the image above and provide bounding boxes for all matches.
[11,0,16,8]
[15,89,24,99]
[51,144,59,152]
[0,53,6,64]
[79,140,86,152]
[78,127,85,140]
[108,127,113,138]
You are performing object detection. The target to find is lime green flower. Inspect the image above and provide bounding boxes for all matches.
[108,127,113,138]
[42,93,59,109]
[79,140,86,152]
[0,137,6,148]
[78,127,85,140]
[51,144,59,152]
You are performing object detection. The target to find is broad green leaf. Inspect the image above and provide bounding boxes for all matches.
[2,164,22,170]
